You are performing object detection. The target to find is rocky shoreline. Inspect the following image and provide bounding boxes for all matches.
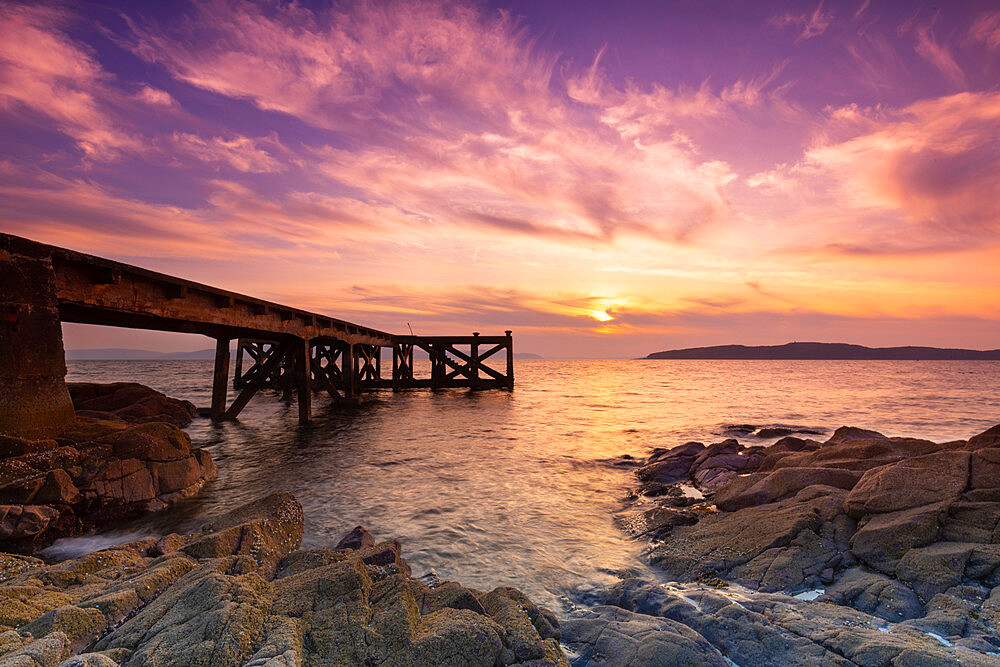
[0,492,569,666]
[1,383,216,553]
[562,423,1000,664]
[0,382,569,666]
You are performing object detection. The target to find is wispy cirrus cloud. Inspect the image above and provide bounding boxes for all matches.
[769,1,833,42]
[0,4,139,159]
[118,0,746,244]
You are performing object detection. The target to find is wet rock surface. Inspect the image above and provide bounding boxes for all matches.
[0,493,568,667]
[67,383,196,429]
[592,422,1000,665]
[0,384,214,552]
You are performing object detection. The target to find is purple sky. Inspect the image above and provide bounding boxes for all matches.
[1,0,999,356]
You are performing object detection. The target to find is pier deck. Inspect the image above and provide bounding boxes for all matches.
[0,233,513,433]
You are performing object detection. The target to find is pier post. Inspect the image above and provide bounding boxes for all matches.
[294,337,311,423]
[505,330,514,389]
[0,239,76,437]
[343,343,356,398]
[471,332,480,390]
[430,343,444,390]
[211,337,230,421]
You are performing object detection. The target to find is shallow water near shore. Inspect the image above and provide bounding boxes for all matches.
[64,358,1000,609]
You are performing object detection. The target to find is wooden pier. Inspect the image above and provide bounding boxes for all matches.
[0,234,513,434]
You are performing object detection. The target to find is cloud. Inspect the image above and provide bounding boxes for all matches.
[913,25,966,86]
[767,92,1000,256]
[171,133,284,173]
[770,1,833,42]
[116,0,749,245]
[136,85,175,106]
[0,4,139,159]
[970,11,1000,50]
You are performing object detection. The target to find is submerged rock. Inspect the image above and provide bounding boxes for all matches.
[0,493,568,667]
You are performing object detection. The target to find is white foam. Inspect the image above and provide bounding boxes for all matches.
[925,632,952,647]
[792,588,825,601]
[40,532,154,560]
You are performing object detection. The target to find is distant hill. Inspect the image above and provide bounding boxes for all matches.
[67,348,223,360]
[646,342,1000,360]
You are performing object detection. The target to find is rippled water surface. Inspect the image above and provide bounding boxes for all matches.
[65,359,1000,608]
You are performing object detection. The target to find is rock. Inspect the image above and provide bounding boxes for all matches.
[67,383,196,427]
[690,441,763,490]
[713,467,861,511]
[824,568,924,621]
[101,423,191,462]
[967,424,1000,450]
[895,542,974,600]
[646,441,705,465]
[844,450,970,518]
[561,605,727,666]
[480,588,546,661]
[940,501,1000,543]
[970,448,1000,489]
[335,525,375,551]
[34,470,81,506]
[759,437,943,473]
[0,632,71,666]
[0,493,568,666]
[850,502,950,574]
[183,492,304,576]
[417,581,487,616]
[756,427,797,438]
[826,426,889,444]
[20,605,105,653]
[650,490,850,591]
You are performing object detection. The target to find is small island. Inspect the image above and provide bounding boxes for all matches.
[647,342,1000,360]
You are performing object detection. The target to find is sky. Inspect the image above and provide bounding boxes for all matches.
[1,0,999,357]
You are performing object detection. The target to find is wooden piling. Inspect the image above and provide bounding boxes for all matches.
[505,330,514,389]
[211,337,230,420]
[294,337,311,423]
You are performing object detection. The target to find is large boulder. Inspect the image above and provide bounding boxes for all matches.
[67,383,196,428]
[713,467,861,511]
[966,424,1000,451]
[636,442,704,485]
[561,605,727,666]
[844,450,971,519]
[849,502,950,574]
[823,568,924,621]
[651,488,852,592]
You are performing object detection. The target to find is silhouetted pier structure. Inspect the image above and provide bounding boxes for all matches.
[0,234,513,435]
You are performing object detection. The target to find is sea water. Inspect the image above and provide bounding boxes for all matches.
[63,359,1000,609]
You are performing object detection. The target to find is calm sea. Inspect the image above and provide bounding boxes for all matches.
[63,359,1000,609]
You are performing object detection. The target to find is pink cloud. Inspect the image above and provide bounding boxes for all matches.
[913,25,966,87]
[970,11,1000,50]
[171,133,284,173]
[0,5,139,159]
[769,1,833,42]
[120,0,745,244]
[758,92,1000,256]
[136,85,175,106]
